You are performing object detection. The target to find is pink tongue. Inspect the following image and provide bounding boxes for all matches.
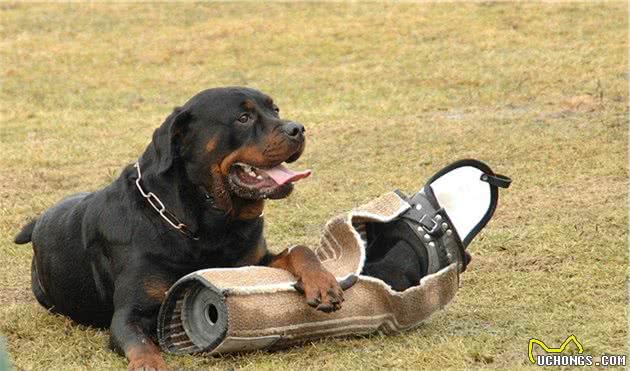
[259,164,311,186]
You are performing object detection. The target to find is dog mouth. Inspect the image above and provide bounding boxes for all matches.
[227,162,311,200]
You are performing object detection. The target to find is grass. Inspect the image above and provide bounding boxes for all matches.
[0,2,627,370]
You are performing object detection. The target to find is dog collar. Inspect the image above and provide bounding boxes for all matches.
[133,162,199,240]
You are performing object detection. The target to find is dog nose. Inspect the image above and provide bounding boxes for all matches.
[283,122,305,139]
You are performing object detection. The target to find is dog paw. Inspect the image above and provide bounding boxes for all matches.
[127,355,168,371]
[295,269,346,313]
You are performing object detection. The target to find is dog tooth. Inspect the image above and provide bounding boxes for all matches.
[256,175,263,180]
[248,171,257,177]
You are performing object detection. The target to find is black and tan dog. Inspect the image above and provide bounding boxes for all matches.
[14,87,346,371]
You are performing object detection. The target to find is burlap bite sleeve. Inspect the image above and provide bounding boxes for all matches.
[157,191,460,355]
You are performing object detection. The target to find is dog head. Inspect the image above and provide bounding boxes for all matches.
[149,87,310,213]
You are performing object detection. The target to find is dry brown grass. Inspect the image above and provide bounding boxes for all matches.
[1,3,627,370]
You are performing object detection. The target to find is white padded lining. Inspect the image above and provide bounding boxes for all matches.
[429,166,492,242]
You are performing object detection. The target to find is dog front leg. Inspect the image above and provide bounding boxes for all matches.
[110,306,168,371]
[266,245,349,312]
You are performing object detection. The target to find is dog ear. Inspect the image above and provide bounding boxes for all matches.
[152,107,192,174]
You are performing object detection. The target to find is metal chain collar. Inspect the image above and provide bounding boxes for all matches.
[134,162,199,240]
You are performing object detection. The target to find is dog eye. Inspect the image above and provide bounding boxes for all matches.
[237,113,250,123]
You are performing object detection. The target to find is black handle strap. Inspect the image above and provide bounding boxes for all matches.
[481,173,512,189]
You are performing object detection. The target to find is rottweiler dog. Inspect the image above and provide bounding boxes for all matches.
[14,87,346,371]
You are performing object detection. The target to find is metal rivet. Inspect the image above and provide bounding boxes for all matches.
[441,222,448,230]
[417,226,422,232]
[415,204,422,210]
[424,233,431,240]
[428,242,436,248]
[446,229,453,236]
[435,215,443,221]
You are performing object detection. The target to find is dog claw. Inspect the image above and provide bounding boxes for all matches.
[328,289,341,304]
[307,297,321,307]
[293,281,305,294]
[339,274,358,290]
[316,303,335,313]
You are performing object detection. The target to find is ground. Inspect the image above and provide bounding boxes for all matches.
[0,3,627,371]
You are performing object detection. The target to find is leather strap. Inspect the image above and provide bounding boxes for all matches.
[481,173,512,188]
[396,190,468,274]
